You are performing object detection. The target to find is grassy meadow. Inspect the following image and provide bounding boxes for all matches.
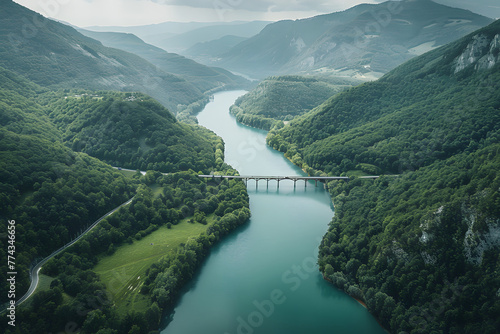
[94,217,211,314]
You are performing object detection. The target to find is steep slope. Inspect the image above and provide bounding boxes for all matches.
[78,29,250,94]
[268,19,500,333]
[46,90,218,173]
[0,1,204,113]
[229,75,360,130]
[269,19,500,176]
[216,0,493,79]
[0,65,251,333]
[0,66,135,302]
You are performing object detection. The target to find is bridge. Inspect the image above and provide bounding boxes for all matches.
[198,175,383,188]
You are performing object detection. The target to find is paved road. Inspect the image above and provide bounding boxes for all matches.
[112,167,146,175]
[9,170,396,309]
[14,197,134,307]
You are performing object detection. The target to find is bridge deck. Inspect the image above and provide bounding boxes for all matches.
[198,175,393,188]
[198,175,350,180]
[198,174,353,187]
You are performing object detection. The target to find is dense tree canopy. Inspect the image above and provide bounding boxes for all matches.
[0,64,250,334]
[267,20,500,333]
[5,170,250,334]
[230,75,359,130]
[44,90,219,173]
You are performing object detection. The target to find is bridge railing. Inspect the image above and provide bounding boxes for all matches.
[198,174,397,187]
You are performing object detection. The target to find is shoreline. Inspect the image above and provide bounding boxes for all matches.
[321,273,390,333]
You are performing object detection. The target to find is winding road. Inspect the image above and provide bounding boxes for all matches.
[14,197,135,307]
[8,168,396,309]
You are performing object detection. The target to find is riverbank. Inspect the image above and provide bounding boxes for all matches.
[162,90,386,334]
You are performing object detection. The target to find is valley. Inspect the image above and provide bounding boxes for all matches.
[1,0,499,333]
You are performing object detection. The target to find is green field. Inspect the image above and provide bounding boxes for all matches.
[94,218,210,314]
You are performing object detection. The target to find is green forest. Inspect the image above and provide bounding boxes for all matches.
[229,75,359,130]
[0,62,250,333]
[5,171,250,334]
[267,20,500,333]
[0,4,254,332]
[0,1,237,114]
[2,1,500,333]
[44,90,220,173]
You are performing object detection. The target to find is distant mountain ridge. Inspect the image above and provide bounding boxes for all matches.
[85,21,271,54]
[184,35,248,65]
[78,29,249,95]
[0,1,247,113]
[215,0,493,79]
[150,21,271,54]
[266,18,500,333]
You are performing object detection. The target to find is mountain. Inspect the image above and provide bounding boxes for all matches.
[0,63,250,333]
[85,21,271,54]
[184,35,248,65]
[49,91,220,173]
[215,0,493,79]
[85,21,217,38]
[0,2,241,113]
[143,21,271,54]
[267,19,500,333]
[434,0,500,19]
[229,75,361,130]
[78,29,250,94]
[0,65,136,302]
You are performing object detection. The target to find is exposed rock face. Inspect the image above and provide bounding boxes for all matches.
[463,203,500,265]
[416,203,500,266]
[454,33,500,73]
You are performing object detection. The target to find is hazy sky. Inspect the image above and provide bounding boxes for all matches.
[13,0,500,27]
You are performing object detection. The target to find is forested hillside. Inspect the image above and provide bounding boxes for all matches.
[44,91,219,173]
[229,75,361,130]
[267,19,500,333]
[0,1,246,113]
[0,61,250,333]
[0,66,136,303]
[5,170,250,334]
[269,20,500,177]
[78,30,250,95]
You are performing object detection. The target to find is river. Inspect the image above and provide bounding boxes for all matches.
[161,91,386,334]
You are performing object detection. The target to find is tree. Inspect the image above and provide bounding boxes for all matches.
[82,310,107,334]
[128,325,141,334]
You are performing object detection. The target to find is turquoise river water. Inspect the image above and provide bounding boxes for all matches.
[161,91,386,334]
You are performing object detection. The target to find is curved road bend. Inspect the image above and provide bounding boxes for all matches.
[14,196,135,307]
